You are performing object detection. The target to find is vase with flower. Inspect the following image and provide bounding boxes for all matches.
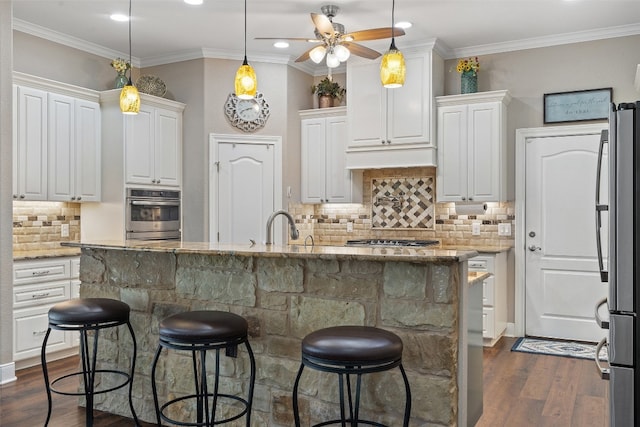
[111,57,131,89]
[311,77,346,108]
[456,57,479,94]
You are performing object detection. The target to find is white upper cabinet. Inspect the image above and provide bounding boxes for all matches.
[13,73,101,202]
[345,45,443,169]
[300,107,360,203]
[13,85,48,201]
[125,103,182,187]
[436,90,511,202]
[48,94,101,202]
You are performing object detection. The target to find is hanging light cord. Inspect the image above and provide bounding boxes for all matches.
[242,0,248,65]
[128,0,133,83]
[390,0,397,49]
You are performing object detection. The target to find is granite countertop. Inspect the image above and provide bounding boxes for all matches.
[468,271,492,286]
[13,247,82,261]
[63,240,480,263]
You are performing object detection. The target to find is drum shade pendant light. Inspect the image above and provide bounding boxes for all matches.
[120,0,140,114]
[380,0,406,88]
[234,0,257,99]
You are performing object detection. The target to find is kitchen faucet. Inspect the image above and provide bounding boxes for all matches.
[265,210,299,244]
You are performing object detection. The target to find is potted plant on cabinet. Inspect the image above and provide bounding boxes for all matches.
[312,77,346,108]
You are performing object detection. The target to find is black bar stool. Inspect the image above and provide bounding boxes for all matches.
[41,298,139,427]
[293,325,411,427]
[151,310,256,426]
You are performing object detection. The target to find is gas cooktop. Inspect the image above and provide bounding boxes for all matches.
[345,239,440,247]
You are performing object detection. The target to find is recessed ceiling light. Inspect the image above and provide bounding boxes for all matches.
[274,41,289,49]
[395,21,412,29]
[110,13,129,22]
[184,0,203,4]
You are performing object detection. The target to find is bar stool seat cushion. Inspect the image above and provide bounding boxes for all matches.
[159,310,248,342]
[302,325,403,363]
[48,298,130,325]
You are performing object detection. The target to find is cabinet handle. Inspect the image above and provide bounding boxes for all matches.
[71,196,76,200]
[469,197,473,201]
[13,194,17,199]
[33,330,48,336]
[31,270,51,276]
[20,194,25,199]
[462,197,466,201]
[381,139,385,145]
[157,179,161,184]
[77,196,82,201]
[32,292,51,299]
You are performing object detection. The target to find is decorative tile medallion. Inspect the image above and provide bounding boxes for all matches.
[372,177,434,229]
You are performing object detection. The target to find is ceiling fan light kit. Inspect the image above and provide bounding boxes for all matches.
[234,0,258,99]
[380,0,406,88]
[256,4,404,68]
[120,0,140,114]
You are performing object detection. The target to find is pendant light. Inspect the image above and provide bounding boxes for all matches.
[380,0,406,88]
[234,0,257,99]
[120,0,140,114]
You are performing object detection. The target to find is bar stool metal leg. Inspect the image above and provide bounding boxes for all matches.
[41,328,54,427]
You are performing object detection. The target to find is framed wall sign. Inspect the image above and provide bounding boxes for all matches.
[543,88,612,124]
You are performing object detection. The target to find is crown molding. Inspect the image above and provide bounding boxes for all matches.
[446,23,640,59]
[13,18,142,68]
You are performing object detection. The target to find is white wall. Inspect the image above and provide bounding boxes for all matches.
[0,1,14,381]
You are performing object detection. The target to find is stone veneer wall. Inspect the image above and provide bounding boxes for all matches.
[289,167,515,247]
[80,248,464,426]
[12,201,81,251]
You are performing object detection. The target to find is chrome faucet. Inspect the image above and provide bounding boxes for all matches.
[265,210,299,245]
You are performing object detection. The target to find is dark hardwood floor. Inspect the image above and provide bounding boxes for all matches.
[0,337,608,426]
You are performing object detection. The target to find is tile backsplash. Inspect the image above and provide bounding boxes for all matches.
[289,167,515,247]
[13,201,81,252]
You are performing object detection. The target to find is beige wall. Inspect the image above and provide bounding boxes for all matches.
[1,1,13,375]
[444,35,640,198]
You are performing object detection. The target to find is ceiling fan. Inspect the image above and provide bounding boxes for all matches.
[256,5,405,68]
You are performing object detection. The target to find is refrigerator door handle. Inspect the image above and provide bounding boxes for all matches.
[594,297,609,329]
[595,129,609,282]
[594,336,610,380]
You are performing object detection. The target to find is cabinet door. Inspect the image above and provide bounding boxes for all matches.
[47,93,75,201]
[15,86,48,200]
[14,305,70,360]
[125,106,155,185]
[437,105,468,201]
[347,60,386,147]
[387,53,431,145]
[74,99,101,201]
[467,102,501,202]
[301,118,327,203]
[154,108,181,187]
[324,116,350,202]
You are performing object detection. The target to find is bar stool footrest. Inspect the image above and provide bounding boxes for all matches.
[159,393,250,426]
[49,369,132,397]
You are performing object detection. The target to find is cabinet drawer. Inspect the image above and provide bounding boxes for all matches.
[469,259,488,270]
[13,280,70,309]
[14,259,71,284]
[14,305,70,360]
[482,307,496,339]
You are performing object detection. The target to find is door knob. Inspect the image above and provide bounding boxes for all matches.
[528,245,541,252]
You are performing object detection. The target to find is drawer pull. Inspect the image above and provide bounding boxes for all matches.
[32,330,48,336]
[31,270,51,276]
[31,292,51,299]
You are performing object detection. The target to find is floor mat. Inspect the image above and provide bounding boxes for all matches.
[511,337,608,361]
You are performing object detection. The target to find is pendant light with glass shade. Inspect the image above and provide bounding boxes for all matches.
[234,0,257,99]
[380,0,406,88]
[120,0,140,114]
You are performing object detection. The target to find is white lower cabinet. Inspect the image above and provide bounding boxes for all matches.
[13,257,80,364]
[468,251,508,346]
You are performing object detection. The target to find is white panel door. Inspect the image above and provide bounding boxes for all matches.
[155,108,181,187]
[525,132,608,341]
[125,106,154,185]
[468,102,500,201]
[15,86,47,200]
[75,99,101,201]
[47,93,74,201]
[301,118,326,203]
[324,116,350,202]
[217,142,275,244]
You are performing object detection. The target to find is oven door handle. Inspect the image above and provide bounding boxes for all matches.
[130,200,180,206]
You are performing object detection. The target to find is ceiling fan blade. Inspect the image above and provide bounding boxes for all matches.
[342,42,381,59]
[311,12,335,38]
[255,37,321,43]
[345,27,405,42]
[295,46,316,62]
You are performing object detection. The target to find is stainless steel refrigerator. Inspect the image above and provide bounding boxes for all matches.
[595,101,639,426]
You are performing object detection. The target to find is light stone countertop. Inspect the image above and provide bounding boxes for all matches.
[63,240,480,263]
[442,244,512,254]
[468,271,492,286]
[13,247,82,261]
